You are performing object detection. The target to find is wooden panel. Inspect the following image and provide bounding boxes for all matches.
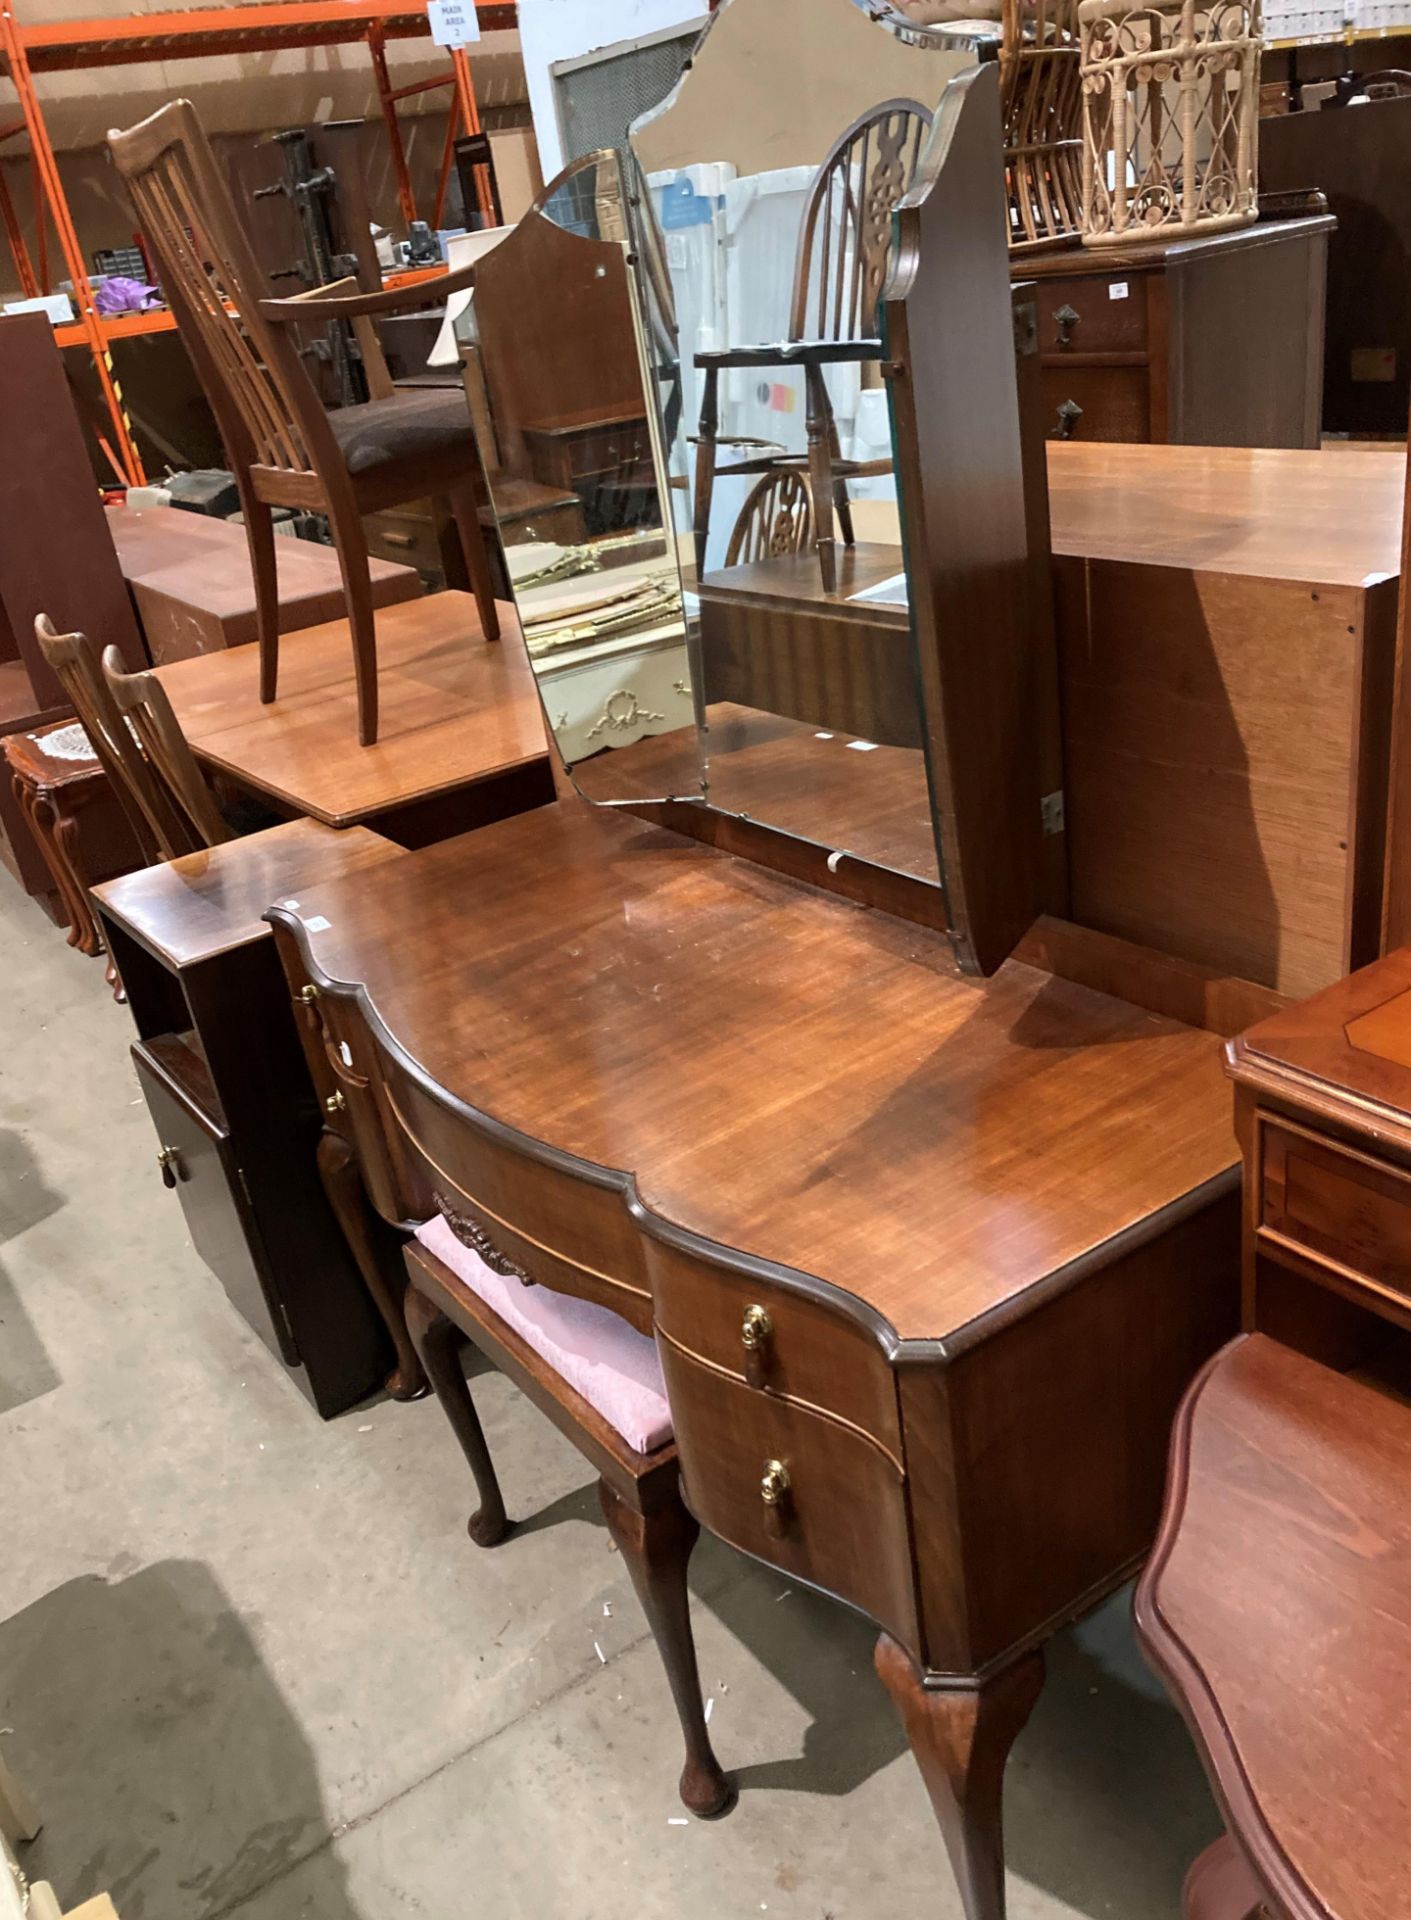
[1382,444,1411,952]
[648,1237,902,1454]
[0,314,146,707]
[1058,557,1372,996]
[1033,269,1152,354]
[884,62,1043,975]
[658,1330,919,1654]
[1259,1116,1411,1327]
[1040,364,1152,442]
[132,1034,291,1365]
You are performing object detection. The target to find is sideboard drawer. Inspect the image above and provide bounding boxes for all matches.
[1041,365,1152,442]
[1036,273,1150,355]
[1259,1118,1411,1322]
[658,1330,918,1652]
[649,1240,901,1454]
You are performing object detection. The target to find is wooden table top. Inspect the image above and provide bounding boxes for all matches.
[154,592,550,830]
[107,504,420,624]
[287,800,1236,1345]
[1046,442,1406,587]
[93,819,405,970]
[1137,1332,1411,1920]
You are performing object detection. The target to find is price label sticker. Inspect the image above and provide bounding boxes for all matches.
[1109,280,1129,301]
[427,0,481,46]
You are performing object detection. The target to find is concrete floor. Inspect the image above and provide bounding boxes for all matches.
[0,877,1223,1920]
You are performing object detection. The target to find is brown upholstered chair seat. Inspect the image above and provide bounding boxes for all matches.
[329,389,477,479]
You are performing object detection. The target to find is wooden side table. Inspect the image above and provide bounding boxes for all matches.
[2,721,144,995]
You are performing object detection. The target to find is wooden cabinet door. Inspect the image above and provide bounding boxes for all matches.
[883,65,1045,976]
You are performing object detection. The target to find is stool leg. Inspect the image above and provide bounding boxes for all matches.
[598,1478,733,1819]
[315,1129,426,1402]
[406,1285,509,1548]
[875,1634,1043,1920]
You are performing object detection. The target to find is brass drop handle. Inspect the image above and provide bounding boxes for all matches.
[156,1144,183,1189]
[760,1458,792,1539]
[325,1090,347,1115]
[297,981,322,1034]
[740,1302,773,1388]
[1053,398,1084,440]
[1053,302,1080,346]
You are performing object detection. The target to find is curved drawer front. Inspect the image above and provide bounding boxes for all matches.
[377,1049,654,1334]
[649,1240,901,1455]
[658,1331,918,1653]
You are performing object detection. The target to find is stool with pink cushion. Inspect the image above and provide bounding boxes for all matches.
[404,1210,734,1818]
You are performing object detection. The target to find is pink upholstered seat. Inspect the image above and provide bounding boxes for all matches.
[414,1214,674,1455]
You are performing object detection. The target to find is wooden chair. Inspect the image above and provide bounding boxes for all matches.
[724,470,815,568]
[1135,1333,1411,1920]
[692,99,932,593]
[403,1233,733,1820]
[32,615,194,863]
[107,98,501,748]
[101,647,233,851]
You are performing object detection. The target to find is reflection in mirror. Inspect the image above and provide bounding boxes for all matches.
[461,149,702,803]
[631,0,977,888]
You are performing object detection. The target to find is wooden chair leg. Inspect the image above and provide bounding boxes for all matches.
[823,386,856,551]
[805,363,838,595]
[598,1478,734,1819]
[240,487,281,708]
[692,365,720,584]
[405,1284,510,1547]
[875,1634,1044,1920]
[315,1128,427,1401]
[327,505,380,747]
[448,483,501,643]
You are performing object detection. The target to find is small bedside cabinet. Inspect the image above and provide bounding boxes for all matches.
[93,820,407,1417]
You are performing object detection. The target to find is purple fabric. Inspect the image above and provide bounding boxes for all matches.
[414,1214,673,1455]
[96,277,160,316]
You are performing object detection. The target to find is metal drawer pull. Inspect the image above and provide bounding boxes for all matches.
[156,1144,183,1189]
[760,1458,791,1538]
[1053,398,1084,440]
[1053,302,1080,345]
[325,1090,347,1115]
[740,1303,773,1387]
[300,983,319,1003]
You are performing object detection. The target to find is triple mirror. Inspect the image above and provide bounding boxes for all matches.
[462,0,1039,965]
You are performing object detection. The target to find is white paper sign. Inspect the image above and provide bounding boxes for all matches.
[428,0,481,46]
[1108,280,1129,301]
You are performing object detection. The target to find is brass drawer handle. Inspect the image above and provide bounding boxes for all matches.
[325,1090,347,1115]
[740,1302,773,1388]
[760,1458,791,1538]
[300,983,319,1003]
[1053,301,1080,346]
[381,531,417,550]
[157,1144,183,1189]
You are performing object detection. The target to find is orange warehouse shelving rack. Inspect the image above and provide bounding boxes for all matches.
[0,0,516,484]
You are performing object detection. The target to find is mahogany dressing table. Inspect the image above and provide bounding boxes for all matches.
[268,19,1409,1916]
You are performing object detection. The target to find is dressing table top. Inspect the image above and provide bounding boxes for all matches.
[281,801,1236,1348]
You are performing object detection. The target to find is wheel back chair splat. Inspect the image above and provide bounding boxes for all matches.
[107,98,501,748]
[692,98,932,594]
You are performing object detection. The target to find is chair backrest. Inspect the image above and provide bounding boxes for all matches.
[100,646,233,852]
[107,100,324,478]
[789,98,933,342]
[725,471,814,567]
[32,614,195,862]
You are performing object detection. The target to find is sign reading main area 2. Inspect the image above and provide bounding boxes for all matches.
[427,0,480,47]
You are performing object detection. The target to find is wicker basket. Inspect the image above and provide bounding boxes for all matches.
[1079,0,1261,247]
[1001,0,1086,252]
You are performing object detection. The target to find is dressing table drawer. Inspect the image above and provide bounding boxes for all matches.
[1036,273,1150,355]
[657,1332,918,1651]
[1258,1118,1411,1323]
[648,1243,902,1453]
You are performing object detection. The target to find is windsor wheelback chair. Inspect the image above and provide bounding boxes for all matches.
[691,97,932,595]
[108,98,501,748]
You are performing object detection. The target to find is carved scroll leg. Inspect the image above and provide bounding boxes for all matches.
[875,1635,1044,1920]
[15,778,74,942]
[315,1127,427,1401]
[53,808,103,958]
[598,1479,734,1819]
[405,1284,509,1547]
[805,362,838,596]
[692,365,720,584]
